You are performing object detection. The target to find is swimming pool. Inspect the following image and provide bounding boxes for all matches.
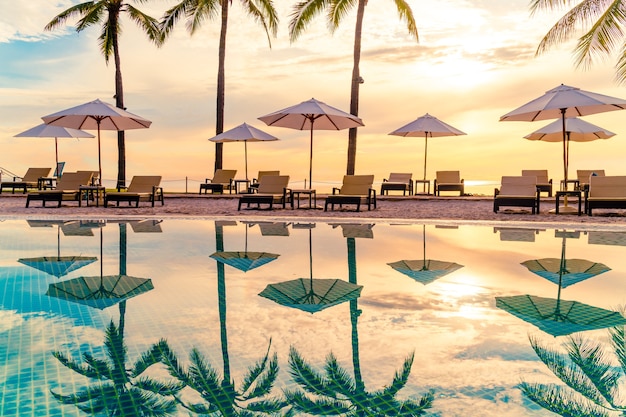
[2,218,626,416]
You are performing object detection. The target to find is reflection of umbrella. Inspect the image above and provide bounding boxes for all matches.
[495,294,626,337]
[19,256,97,279]
[388,225,463,285]
[388,113,466,191]
[14,123,94,173]
[258,98,364,189]
[42,99,152,185]
[209,123,278,180]
[500,84,626,212]
[211,252,279,272]
[46,275,153,310]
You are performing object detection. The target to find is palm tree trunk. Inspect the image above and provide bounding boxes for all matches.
[112,11,126,189]
[214,0,228,172]
[118,223,127,336]
[346,0,366,175]
[215,223,231,383]
[347,238,364,392]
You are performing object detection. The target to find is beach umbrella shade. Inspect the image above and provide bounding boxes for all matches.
[46,275,154,310]
[209,123,278,180]
[41,99,152,185]
[258,98,364,189]
[495,294,626,337]
[14,123,94,173]
[521,258,610,288]
[388,113,466,192]
[19,256,98,279]
[210,251,279,272]
[500,84,626,211]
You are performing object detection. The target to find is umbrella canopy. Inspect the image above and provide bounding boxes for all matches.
[46,275,154,310]
[209,123,278,180]
[258,98,364,189]
[388,259,464,286]
[18,256,98,279]
[495,294,626,337]
[14,123,94,172]
[521,258,611,288]
[41,99,152,185]
[259,277,363,313]
[210,251,279,272]
[500,84,626,203]
[388,113,466,186]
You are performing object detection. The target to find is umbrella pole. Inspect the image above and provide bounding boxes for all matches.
[97,120,103,186]
[54,137,59,175]
[423,133,428,193]
[309,123,314,190]
[561,110,568,206]
[244,141,248,181]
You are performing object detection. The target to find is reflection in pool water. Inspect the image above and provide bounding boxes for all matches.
[2,219,626,416]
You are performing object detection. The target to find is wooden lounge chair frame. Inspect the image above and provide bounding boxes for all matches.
[493,176,540,214]
[238,175,291,210]
[522,169,552,197]
[585,175,626,215]
[1,167,51,194]
[380,173,413,196]
[25,171,93,208]
[434,171,465,196]
[104,176,164,207]
[325,175,377,212]
[199,169,237,194]
[576,169,605,192]
[250,170,280,193]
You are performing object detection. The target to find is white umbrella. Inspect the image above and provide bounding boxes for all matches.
[258,98,364,189]
[524,117,616,187]
[388,113,466,192]
[14,123,94,173]
[209,122,278,180]
[41,99,152,185]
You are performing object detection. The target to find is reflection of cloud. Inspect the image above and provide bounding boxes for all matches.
[454,338,538,362]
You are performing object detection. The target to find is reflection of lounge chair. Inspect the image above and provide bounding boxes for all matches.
[238,175,291,210]
[522,169,552,197]
[1,167,51,194]
[250,170,280,193]
[588,231,626,246]
[330,223,375,239]
[586,175,626,216]
[257,222,290,236]
[25,171,93,208]
[434,171,464,196]
[493,227,544,242]
[325,175,376,212]
[493,176,540,214]
[130,220,163,233]
[104,175,164,207]
[380,173,413,196]
[199,169,237,194]
[577,169,605,191]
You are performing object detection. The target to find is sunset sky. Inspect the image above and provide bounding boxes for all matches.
[1,0,624,193]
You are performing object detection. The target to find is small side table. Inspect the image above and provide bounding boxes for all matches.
[38,177,56,190]
[79,185,106,207]
[560,179,579,191]
[555,190,582,215]
[232,179,251,194]
[290,189,317,209]
[414,179,431,195]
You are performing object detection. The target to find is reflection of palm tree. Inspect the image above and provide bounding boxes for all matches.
[286,231,434,415]
[51,223,181,416]
[160,221,285,415]
[520,320,626,416]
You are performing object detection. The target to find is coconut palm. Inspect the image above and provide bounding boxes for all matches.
[289,0,418,175]
[44,1,162,189]
[285,235,434,416]
[531,0,626,84]
[520,321,626,416]
[160,0,278,172]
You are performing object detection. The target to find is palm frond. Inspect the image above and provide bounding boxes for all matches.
[614,42,626,84]
[160,0,194,37]
[126,4,163,45]
[392,0,419,40]
[134,375,184,396]
[573,1,626,69]
[609,320,626,375]
[82,352,114,381]
[245,397,290,413]
[283,389,351,415]
[44,2,98,31]
[396,391,435,416]
[127,386,179,416]
[324,353,356,399]
[243,352,280,400]
[75,2,107,32]
[381,351,414,398]
[520,381,612,417]
[328,0,355,31]
[187,0,221,35]
[241,338,272,395]
[289,0,332,43]
[288,346,334,397]
[241,0,279,47]
[188,348,225,404]
[52,351,104,380]
[132,339,170,377]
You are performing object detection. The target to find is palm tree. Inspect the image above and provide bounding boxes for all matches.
[285,235,434,416]
[289,0,418,175]
[160,0,278,172]
[51,321,181,416]
[44,1,162,189]
[520,323,626,416]
[531,0,626,84]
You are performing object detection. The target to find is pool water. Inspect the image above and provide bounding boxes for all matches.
[2,218,626,416]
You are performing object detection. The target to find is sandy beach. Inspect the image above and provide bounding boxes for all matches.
[2,193,626,227]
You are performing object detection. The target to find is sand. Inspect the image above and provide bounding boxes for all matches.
[1,193,626,228]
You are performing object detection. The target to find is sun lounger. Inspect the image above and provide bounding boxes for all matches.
[238,175,291,210]
[493,175,540,214]
[522,169,552,197]
[434,171,464,196]
[25,171,93,208]
[104,175,164,207]
[380,173,413,196]
[1,167,52,194]
[199,169,237,194]
[576,169,605,191]
[250,170,280,192]
[586,175,626,215]
[325,175,376,212]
